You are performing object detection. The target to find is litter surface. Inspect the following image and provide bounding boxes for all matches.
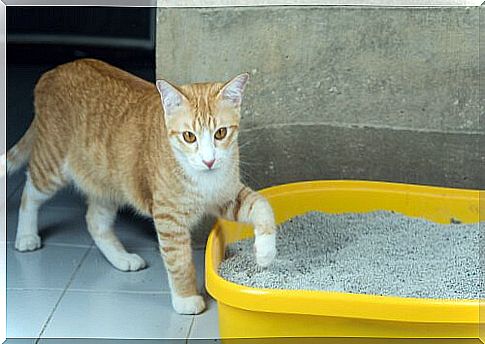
[219,211,481,299]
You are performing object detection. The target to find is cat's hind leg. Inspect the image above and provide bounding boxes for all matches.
[14,173,55,251]
[86,197,147,272]
[15,123,70,251]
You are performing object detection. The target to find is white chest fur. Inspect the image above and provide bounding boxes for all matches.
[192,167,235,207]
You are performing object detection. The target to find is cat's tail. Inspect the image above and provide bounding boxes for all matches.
[6,123,35,175]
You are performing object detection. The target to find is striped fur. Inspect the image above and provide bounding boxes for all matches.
[7,58,277,314]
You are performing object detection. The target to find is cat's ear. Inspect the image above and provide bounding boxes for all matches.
[156,79,187,114]
[218,73,249,107]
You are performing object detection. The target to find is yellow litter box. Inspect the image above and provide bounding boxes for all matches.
[205,180,483,343]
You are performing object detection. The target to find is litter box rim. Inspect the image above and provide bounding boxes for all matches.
[205,180,481,324]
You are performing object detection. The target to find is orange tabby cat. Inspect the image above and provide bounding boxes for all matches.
[7,58,277,314]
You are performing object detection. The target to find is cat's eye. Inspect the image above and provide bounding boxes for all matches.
[214,127,227,140]
[182,131,196,143]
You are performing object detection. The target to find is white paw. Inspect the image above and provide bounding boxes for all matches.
[15,234,42,252]
[110,253,147,272]
[254,233,276,267]
[172,294,206,315]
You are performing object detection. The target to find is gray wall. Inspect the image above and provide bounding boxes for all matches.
[156,6,483,190]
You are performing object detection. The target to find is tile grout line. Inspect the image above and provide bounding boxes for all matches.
[6,241,93,249]
[6,287,66,291]
[185,315,196,344]
[66,288,173,295]
[34,244,94,343]
[7,286,171,295]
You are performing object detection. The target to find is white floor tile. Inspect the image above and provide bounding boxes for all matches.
[188,297,220,340]
[69,247,170,293]
[41,290,193,339]
[6,289,63,339]
[3,339,37,344]
[7,244,90,289]
[6,174,216,340]
[70,247,207,294]
[189,249,220,341]
[7,203,92,246]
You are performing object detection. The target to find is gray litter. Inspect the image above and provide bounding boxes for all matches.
[219,211,481,299]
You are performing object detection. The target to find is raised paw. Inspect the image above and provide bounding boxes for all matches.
[110,253,147,272]
[254,233,276,267]
[172,294,206,315]
[15,234,42,252]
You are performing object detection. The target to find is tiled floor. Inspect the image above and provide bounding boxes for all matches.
[6,170,220,342]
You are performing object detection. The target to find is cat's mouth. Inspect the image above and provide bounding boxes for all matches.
[203,166,218,172]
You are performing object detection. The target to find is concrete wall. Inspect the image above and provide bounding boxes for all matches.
[478,6,484,342]
[156,6,482,190]
[160,0,481,6]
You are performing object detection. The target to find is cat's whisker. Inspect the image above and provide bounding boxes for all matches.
[229,154,267,167]
[237,158,267,166]
[237,140,255,150]
[226,157,266,169]
[237,166,264,190]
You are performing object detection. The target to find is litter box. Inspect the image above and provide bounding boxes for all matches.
[205,180,483,343]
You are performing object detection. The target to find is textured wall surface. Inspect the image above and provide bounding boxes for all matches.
[478,6,484,343]
[159,0,481,6]
[156,6,482,190]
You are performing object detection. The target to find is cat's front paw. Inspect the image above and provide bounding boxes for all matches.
[172,294,206,315]
[15,234,42,252]
[254,232,276,267]
[110,253,147,272]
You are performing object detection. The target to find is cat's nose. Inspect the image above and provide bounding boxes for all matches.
[203,159,215,169]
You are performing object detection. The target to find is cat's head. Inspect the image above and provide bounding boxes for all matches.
[156,74,248,175]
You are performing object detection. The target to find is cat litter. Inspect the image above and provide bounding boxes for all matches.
[219,211,481,299]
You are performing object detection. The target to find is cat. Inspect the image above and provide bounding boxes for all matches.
[6,58,277,314]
